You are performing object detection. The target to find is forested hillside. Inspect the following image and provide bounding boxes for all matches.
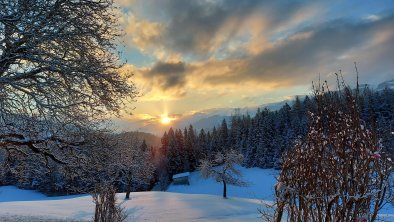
[156,87,394,186]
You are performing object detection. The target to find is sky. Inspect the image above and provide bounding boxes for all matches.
[113,0,394,131]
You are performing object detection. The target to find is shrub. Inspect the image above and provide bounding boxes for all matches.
[92,184,127,222]
[274,81,392,222]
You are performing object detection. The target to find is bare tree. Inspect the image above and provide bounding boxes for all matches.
[199,149,247,198]
[0,0,137,162]
[273,80,392,222]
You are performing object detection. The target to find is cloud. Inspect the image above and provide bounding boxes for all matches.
[120,63,188,102]
[126,10,394,105]
[194,12,394,87]
[162,0,313,57]
[118,0,394,117]
[146,61,187,90]
[120,12,163,52]
[120,0,315,60]
[160,0,259,55]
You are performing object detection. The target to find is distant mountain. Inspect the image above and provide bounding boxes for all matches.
[261,99,296,111]
[377,79,394,90]
[145,99,298,135]
[192,115,231,131]
[112,97,301,136]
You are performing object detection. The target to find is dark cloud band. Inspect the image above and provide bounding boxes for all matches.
[147,61,187,90]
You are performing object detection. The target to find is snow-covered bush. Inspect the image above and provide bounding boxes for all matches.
[92,184,127,222]
[274,81,392,222]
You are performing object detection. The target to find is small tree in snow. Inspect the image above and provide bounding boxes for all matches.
[199,150,247,198]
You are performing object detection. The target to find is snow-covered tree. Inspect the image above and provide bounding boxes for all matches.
[0,0,137,163]
[113,135,154,200]
[199,150,247,198]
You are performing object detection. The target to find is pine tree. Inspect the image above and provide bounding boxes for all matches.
[219,119,229,152]
[174,129,186,172]
[167,128,180,176]
[161,131,169,155]
[198,129,208,157]
[186,125,198,170]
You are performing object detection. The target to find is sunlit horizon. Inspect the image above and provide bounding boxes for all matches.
[114,0,394,132]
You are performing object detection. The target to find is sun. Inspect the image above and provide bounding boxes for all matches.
[160,115,172,125]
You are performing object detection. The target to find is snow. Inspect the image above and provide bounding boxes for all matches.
[172,171,190,179]
[168,166,278,200]
[0,186,85,202]
[168,166,394,221]
[0,167,393,221]
[0,186,48,202]
[0,188,267,222]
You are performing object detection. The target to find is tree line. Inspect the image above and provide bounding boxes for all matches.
[156,87,394,187]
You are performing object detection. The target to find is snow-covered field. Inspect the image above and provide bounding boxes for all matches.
[0,189,267,222]
[167,167,278,200]
[0,167,393,221]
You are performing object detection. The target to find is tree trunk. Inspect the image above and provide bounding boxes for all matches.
[223,180,227,198]
[125,178,132,200]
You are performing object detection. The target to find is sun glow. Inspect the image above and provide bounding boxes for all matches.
[160,114,173,125]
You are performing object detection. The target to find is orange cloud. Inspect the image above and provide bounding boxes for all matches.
[120,12,163,52]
